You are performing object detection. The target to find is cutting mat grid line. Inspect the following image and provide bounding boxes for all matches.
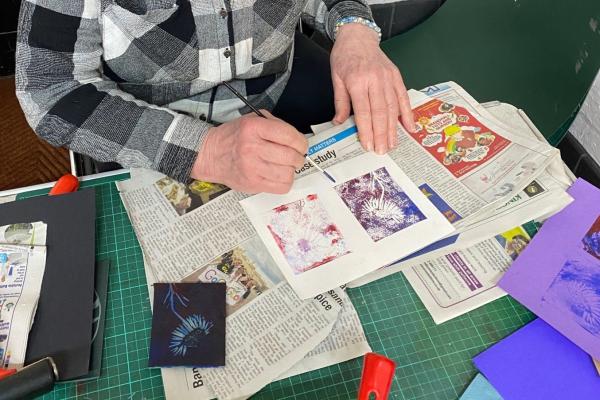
[16,175,534,400]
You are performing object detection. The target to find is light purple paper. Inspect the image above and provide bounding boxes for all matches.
[473,319,600,400]
[499,179,600,360]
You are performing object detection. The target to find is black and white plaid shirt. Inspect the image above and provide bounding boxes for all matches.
[16,0,373,181]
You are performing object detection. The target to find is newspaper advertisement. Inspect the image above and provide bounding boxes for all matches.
[402,223,538,324]
[241,152,454,298]
[0,222,47,369]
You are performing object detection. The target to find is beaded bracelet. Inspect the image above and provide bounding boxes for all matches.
[334,16,382,41]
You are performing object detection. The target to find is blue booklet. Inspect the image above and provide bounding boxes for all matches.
[149,283,226,367]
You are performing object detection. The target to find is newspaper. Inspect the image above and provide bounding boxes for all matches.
[347,86,574,288]
[241,152,454,299]
[144,258,342,400]
[300,84,558,240]
[353,93,575,321]
[118,171,370,399]
[402,223,536,324]
[0,222,47,369]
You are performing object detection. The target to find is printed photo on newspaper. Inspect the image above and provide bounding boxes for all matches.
[241,152,455,299]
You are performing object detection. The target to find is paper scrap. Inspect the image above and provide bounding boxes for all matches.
[460,373,503,400]
[473,319,600,400]
[498,179,600,360]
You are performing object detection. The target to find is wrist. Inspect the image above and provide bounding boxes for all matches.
[335,17,381,42]
[191,126,220,182]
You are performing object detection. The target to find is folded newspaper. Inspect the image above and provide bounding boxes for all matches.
[0,221,47,369]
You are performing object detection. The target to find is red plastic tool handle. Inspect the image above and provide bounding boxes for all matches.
[0,368,17,381]
[49,174,79,196]
[357,353,396,400]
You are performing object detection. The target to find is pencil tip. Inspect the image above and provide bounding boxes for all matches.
[325,172,336,184]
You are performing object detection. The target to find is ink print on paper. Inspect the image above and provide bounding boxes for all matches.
[266,194,349,275]
[542,258,600,337]
[582,215,600,261]
[149,283,225,367]
[335,167,426,241]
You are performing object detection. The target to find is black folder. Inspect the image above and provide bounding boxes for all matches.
[0,189,96,381]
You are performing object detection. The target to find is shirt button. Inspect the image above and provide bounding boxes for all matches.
[223,49,231,58]
[219,8,228,18]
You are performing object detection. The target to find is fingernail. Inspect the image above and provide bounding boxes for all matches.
[388,136,395,149]
[366,141,374,152]
[376,144,386,155]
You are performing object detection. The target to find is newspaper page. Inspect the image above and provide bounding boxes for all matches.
[143,258,342,400]
[300,83,558,237]
[0,222,47,369]
[402,223,538,324]
[118,170,253,282]
[277,288,371,380]
[241,152,454,299]
[119,173,368,399]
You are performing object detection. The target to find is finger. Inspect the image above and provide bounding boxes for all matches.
[257,119,308,155]
[258,141,306,168]
[332,74,351,124]
[258,109,278,120]
[383,80,399,149]
[368,80,389,155]
[255,160,295,185]
[392,70,416,133]
[348,83,374,152]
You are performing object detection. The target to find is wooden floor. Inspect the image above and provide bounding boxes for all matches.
[0,77,70,191]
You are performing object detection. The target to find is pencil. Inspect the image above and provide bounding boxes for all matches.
[221,81,336,183]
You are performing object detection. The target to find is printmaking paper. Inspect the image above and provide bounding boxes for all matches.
[149,283,225,368]
[266,195,350,275]
[460,374,503,400]
[473,319,600,400]
[499,179,600,359]
[241,152,455,298]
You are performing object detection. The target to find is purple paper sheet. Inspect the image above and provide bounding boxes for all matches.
[498,179,600,360]
[473,319,600,400]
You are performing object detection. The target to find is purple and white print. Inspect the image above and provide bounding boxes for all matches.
[335,167,426,241]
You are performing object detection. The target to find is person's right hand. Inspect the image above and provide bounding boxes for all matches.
[191,111,308,194]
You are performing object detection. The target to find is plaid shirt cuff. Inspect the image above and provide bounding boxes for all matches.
[325,1,375,41]
[154,115,211,183]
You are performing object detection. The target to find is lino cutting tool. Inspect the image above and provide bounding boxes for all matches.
[48,174,79,196]
[221,81,336,183]
[357,352,396,400]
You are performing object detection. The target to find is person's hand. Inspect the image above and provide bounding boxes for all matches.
[191,111,308,194]
[330,23,416,154]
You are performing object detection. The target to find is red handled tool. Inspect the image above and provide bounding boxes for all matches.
[0,368,17,380]
[48,174,79,196]
[357,353,396,400]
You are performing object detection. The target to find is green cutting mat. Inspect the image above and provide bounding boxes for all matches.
[16,174,534,400]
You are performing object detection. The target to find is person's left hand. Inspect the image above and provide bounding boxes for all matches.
[330,23,416,154]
